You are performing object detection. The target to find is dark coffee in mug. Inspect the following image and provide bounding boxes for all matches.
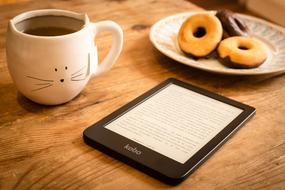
[24,27,76,36]
[15,15,84,36]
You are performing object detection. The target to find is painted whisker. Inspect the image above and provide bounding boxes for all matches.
[27,76,53,82]
[71,72,87,81]
[71,78,86,81]
[70,53,91,82]
[71,65,87,76]
[71,53,91,77]
[35,83,52,85]
[71,73,84,79]
[32,84,53,91]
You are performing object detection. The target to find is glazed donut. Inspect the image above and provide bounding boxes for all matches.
[218,36,267,69]
[216,10,249,37]
[178,13,223,57]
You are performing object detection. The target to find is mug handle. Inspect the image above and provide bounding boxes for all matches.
[90,21,123,77]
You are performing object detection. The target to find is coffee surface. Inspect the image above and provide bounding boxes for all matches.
[24,27,77,36]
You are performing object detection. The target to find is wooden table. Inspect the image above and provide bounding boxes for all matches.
[0,0,284,189]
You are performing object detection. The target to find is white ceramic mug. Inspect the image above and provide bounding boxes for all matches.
[6,9,123,105]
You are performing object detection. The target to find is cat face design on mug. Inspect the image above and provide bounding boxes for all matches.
[26,53,91,92]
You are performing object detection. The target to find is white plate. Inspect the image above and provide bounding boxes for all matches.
[149,11,285,75]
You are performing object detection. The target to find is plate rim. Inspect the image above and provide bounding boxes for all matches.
[149,10,285,75]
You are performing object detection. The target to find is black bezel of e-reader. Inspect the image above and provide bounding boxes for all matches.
[83,78,256,185]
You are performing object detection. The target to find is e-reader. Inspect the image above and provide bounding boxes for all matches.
[83,78,255,185]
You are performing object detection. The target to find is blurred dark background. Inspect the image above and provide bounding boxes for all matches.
[0,0,284,26]
[190,0,248,13]
[189,0,285,26]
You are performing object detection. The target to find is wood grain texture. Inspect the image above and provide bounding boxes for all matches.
[0,0,284,189]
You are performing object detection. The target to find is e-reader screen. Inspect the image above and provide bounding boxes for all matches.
[105,84,243,164]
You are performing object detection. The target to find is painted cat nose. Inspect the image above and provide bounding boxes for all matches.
[60,79,64,83]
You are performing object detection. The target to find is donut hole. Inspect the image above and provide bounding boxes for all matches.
[237,41,253,51]
[238,45,249,50]
[193,27,206,38]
